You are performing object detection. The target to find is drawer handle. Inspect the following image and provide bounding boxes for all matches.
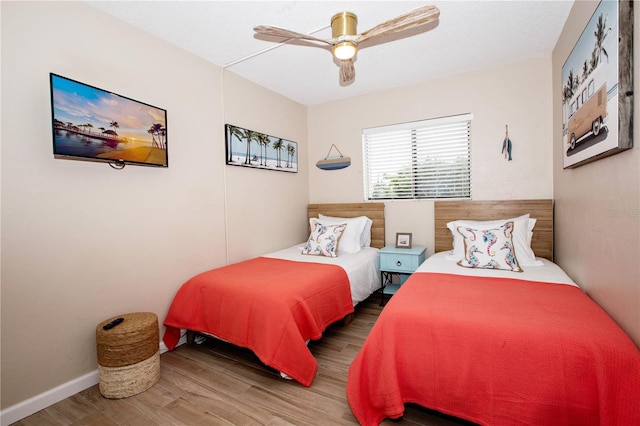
[396,260,402,267]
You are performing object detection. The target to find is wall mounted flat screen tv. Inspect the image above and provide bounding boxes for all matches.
[50,73,168,168]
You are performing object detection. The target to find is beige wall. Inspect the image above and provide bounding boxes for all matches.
[308,56,554,253]
[0,1,308,412]
[553,1,640,347]
[222,70,309,263]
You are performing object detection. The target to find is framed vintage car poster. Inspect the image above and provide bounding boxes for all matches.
[561,0,633,168]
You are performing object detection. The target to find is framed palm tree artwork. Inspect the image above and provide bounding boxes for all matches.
[561,0,633,169]
[225,124,298,173]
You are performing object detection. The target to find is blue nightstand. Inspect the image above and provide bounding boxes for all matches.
[379,245,426,305]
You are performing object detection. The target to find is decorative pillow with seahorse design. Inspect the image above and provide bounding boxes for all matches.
[302,221,347,258]
[456,221,523,272]
[446,214,542,266]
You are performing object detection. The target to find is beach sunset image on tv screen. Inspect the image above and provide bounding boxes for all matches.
[50,73,168,167]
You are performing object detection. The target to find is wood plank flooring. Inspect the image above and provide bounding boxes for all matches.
[14,295,473,426]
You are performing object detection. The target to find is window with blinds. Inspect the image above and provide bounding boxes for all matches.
[363,113,472,200]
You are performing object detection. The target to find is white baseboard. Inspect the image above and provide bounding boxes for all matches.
[0,370,99,426]
[0,340,184,426]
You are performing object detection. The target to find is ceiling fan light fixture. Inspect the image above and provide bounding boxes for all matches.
[331,12,357,37]
[331,12,358,60]
[333,41,357,60]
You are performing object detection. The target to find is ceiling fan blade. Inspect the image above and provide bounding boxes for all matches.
[254,25,332,45]
[340,59,355,83]
[355,5,440,43]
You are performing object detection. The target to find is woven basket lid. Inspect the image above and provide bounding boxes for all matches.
[96,312,158,367]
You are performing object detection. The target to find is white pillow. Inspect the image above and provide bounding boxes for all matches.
[456,221,523,272]
[361,218,373,247]
[446,214,542,266]
[302,221,347,258]
[319,214,372,247]
[316,215,370,252]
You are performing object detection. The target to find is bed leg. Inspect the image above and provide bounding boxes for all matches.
[343,313,354,326]
[186,330,195,345]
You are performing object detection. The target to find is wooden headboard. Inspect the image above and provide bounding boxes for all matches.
[434,199,554,261]
[308,203,386,249]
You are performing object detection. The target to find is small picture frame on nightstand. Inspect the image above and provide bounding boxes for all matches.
[395,232,412,249]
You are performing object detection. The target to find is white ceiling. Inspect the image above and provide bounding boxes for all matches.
[88,1,574,106]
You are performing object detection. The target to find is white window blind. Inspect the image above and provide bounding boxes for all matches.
[363,114,472,200]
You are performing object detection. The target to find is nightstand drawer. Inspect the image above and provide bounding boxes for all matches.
[380,253,422,273]
[379,245,426,274]
[378,245,426,306]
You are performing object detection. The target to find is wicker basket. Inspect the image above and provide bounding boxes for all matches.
[96,312,160,398]
[96,312,159,367]
[98,350,160,399]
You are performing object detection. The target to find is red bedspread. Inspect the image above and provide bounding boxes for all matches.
[347,273,640,425]
[163,257,353,387]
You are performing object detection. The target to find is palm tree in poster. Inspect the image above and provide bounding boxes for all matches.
[562,69,577,105]
[227,125,245,163]
[256,133,270,166]
[272,138,284,168]
[593,13,610,66]
[582,60,589,82]
[286,143,296,168]
[245,130,261,165]
[109,121,119,135]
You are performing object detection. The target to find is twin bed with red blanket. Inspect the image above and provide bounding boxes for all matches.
[163,203,384,387]
[347,200,640,425]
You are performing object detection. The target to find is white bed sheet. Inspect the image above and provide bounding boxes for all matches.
[418,251,577,287]
[262,244,381,305]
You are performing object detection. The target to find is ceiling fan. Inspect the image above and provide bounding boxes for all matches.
[254,4,440,84]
